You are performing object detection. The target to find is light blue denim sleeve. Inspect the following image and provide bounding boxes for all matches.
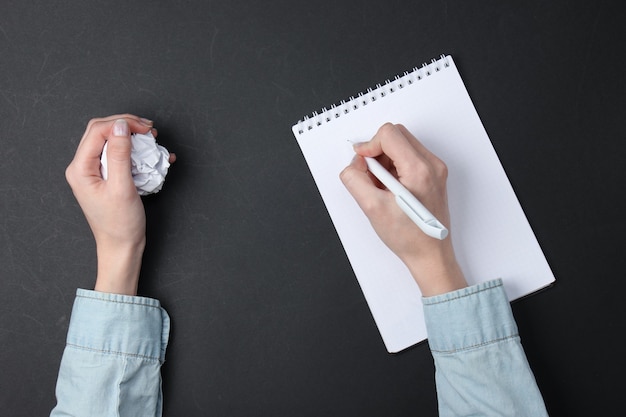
[50,289,170,417]
[423,279,549,417]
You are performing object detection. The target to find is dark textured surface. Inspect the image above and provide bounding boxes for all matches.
[1,0,624,415]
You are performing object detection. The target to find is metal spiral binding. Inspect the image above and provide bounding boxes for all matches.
[296,54,451,135]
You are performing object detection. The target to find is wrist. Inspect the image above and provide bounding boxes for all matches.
[403,244,467,297]
[94,239,145,296]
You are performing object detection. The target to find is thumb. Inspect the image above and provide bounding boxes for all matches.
[106,119,134,186]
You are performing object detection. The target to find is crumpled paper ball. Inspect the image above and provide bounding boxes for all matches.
[100,131,171,196]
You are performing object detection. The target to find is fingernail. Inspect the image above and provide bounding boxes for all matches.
[140,117,153,126]
[112,119,129,136]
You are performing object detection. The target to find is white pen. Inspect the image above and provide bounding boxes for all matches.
[361,156,449,240]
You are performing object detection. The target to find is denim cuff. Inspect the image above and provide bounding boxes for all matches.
[422,279,519,354]
[65,289,170,363]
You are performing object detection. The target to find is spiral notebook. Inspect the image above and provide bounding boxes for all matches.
[291,54,555,353]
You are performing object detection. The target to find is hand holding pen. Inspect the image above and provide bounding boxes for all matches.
[340,123,467,297]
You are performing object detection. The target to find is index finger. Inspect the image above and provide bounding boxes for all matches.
[353,123,427,173]
[354,123,445,175]
[73,114,153,162]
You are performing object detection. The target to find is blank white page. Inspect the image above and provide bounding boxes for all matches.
[292,55,555,353]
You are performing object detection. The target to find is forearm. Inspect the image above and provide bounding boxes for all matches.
[51,290,170,417]
[423,279,548,417]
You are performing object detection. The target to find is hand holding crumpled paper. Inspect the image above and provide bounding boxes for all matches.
[100,131,171,195]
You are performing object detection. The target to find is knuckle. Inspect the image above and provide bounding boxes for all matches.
[360,196,385,217]
[65,164,77,187]
[429,157,448,180]
[378,122,396,137]
[339,166,354,184]
[340,165,362,189]
[86,117,101,129]
[84,117,105,135]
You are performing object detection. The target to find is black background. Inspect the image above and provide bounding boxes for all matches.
[1,0,625,415]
